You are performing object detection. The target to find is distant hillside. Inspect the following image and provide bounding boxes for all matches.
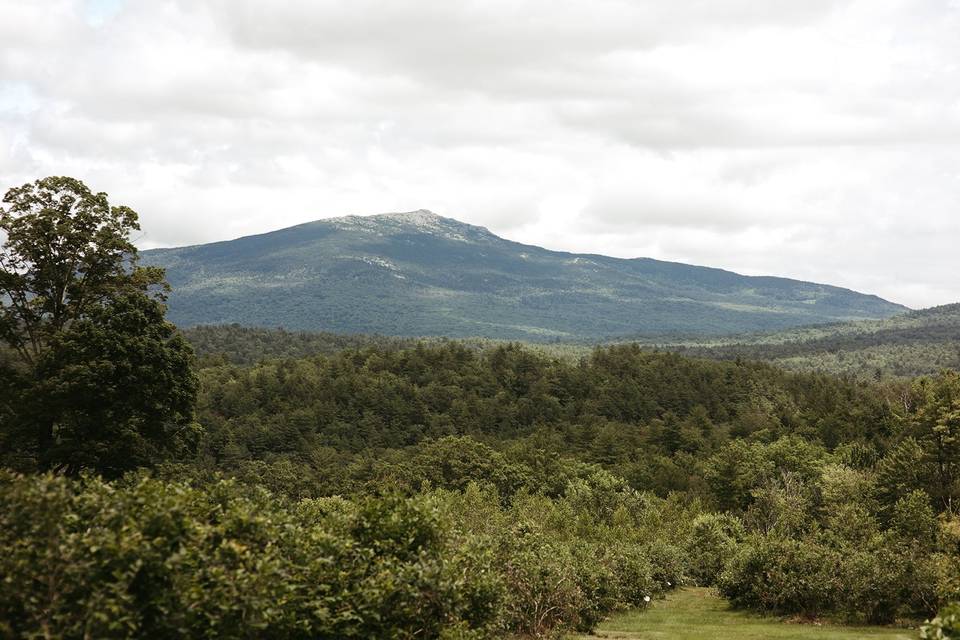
[144,210,906,341]
[183,304,960,378]
[181,325,418,366]
[665,303,960,378]
[181,324,589,366]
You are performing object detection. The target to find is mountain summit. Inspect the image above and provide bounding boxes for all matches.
[319,210,497,242]
[143,211,907,340]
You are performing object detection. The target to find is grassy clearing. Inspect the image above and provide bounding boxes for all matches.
[574,588,915,640]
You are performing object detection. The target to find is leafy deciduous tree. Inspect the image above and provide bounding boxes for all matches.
[0,176,197,476]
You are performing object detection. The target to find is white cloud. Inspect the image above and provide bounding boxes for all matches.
[1,0,959,308]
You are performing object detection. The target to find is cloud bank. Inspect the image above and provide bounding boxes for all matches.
[2,0,959,308]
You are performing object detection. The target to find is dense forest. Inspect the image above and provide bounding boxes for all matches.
[183,301,960,381]
[2,178,959,639]
[662,304,960,379]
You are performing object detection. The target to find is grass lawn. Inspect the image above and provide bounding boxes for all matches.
[573,588,916,640]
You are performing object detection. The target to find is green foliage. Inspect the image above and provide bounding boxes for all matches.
[668,303,960,379]
[935,518,960,605]
[906,372,960,513]
[0,472,502,639]
[718,531,937,624]
[719,535,844,618]
[0,471,690,639]
[138,337,960,628]
[30,291,198,476]
[921,603,960,640]
[8,305,960,633]
[705,370,960,625]
[891,490,939,545]
[183,323,424,365]
[684,513,744,586]
[704,436,828,513]
[0,176,149,356]
[434,482,686,638]
[185,340,895,501]
[0,177,198,476]
[717,475,945,624]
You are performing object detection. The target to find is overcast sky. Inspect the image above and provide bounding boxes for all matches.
[2,0,959,308]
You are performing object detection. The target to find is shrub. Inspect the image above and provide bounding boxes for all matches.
[836,542,937,624]
[921,602,960,639]
[0,472,689,639]
[497,526,585,639]
[718,536,841,618]
[428,482,681,638]
[0,472,502,639]
[718,528,941,624]
[685,513,744,586]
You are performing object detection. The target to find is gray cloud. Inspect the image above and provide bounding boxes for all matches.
[1,0,959,308]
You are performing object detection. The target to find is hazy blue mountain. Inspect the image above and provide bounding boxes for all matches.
[143,210,907,340]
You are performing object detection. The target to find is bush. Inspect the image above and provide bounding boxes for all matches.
[0,472,501,639]
[685,513,744,586]
[718,529,941,624]
[922,602,960,639]
[718,536,841,618]
[0,472,691,639]
[497,527,585,638]
[837,541,937,624]
[428,482,681,638]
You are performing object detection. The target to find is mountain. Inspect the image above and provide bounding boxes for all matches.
[142,210,907,341]
[663,303,960,378]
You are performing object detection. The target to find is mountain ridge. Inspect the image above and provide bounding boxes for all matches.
[172,209,904,295]
[142,209,907,340]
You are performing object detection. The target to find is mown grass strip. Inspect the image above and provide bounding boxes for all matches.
[575,588,915,640]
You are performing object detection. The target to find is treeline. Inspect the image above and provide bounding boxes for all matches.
[666,304,960,379]
[182,324,583,367]
[182,310,960,381]
[184,341,895,497]
[681,322,960,361]
[183,324,422,366]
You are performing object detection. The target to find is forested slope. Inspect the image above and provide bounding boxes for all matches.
[142,210,905,340]
[664,304,960,378]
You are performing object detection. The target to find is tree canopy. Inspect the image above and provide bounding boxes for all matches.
[0,177,197,476]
